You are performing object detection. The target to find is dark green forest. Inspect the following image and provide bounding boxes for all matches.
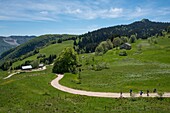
[76,19,170,53]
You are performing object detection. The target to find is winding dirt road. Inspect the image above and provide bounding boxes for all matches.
[51,74,170,98]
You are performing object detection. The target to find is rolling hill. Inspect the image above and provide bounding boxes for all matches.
[77,19,170,53]
[0,34,77,69]
[0,32,170,112]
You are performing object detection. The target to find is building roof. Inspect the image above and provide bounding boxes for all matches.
[22,65,32,70]
[125,43,131,46]
[39,64,44,67]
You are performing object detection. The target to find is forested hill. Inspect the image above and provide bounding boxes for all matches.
[0,34,76,67]
[77,19,170,53]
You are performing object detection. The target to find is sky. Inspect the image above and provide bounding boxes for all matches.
[0,0,170,36]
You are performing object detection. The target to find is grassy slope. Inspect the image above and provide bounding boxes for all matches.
[0,37,170,112]
[60,37,170,93]
[12,40,73,68]
[0,67,170,113]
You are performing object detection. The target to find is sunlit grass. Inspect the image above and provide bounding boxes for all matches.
[61,37,170,93]
[12,40,73,68]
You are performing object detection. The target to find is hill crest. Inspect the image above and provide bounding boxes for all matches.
[76,19,170,53]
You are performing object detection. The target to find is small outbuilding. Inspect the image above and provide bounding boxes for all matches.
[120,43,131,50]
[22,65,32,70]
[39,64,44,68]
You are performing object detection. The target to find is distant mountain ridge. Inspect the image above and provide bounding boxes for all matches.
[77,19,170,53]
[0,35,35,55]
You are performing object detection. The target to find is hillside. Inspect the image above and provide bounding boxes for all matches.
[0,36,35,55]
[77,19,170,53]
[0,34,170,112]
[0,23,170,113]
[61,35,170,93]
[0,34,76,68]
[12,40,73,68]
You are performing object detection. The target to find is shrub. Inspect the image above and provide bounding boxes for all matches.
[119,50,127,56]
[94,62,109,71]
[57,38,62,43]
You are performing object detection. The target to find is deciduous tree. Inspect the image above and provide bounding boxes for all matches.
[52,47,78,74]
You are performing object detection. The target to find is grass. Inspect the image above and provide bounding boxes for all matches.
[0,66,170,113]
[12,40,73,68]
[0,36,170,112]
[60,37,170,93]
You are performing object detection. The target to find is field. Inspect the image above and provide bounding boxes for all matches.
[0,66,170,113]
[0,36,170,112]
[60,37,170,93]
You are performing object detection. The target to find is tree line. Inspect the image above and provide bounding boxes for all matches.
[75,19,170,53]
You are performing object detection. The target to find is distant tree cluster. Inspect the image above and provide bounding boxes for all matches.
[148,36,158,44]
[166,26,170,33]
[95,39,113,55]
[0,61,12,71]
[39,54,56,65]
[95,35,134,55]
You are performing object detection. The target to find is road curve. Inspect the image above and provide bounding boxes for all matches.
[51,74,170,98]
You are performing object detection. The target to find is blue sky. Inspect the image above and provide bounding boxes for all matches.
[0,0,170,36]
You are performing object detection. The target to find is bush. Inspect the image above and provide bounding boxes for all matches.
[129,35,137,43]
[119,50,127,56]
[31,60,39,69]
[57,38,62,43]
[94,62,109,71]
[37,54,46,59]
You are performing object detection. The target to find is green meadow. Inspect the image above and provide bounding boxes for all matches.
[60,37,170,93]
[0,36,170,112]
[0,66,170,113]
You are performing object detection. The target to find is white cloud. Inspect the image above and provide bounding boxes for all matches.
[103,8,123,18]
[65,8,82,14]
[0,0,169,21]
[72,7,123,19]
[156,8,170,15]
[125,7,151,19]
[40,11,49,15]
[0,0,124,21]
